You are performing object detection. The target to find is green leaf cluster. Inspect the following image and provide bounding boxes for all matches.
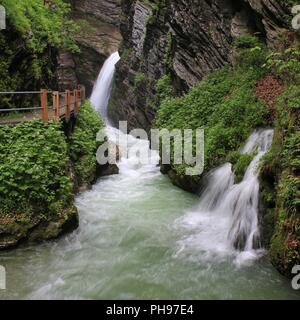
[155,45,268,175]
[69,101,104,186]
[0,121,73,216]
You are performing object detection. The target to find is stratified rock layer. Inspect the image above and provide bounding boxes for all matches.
[57,0,122,95]
[109,0,289,131]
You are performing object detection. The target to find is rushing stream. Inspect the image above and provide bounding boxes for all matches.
[0,53,298,300]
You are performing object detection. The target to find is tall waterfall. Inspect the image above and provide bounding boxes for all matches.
[90,52,120,122]
[90,52,159,175]
[176,129,274,265]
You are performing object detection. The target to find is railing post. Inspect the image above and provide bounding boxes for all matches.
[40,89,48,122]
[74,89,79,113]
[65,90,71,121]
[52,91,59,120]
[80,85,85,101]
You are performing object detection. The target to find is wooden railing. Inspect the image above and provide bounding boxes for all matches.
[0,85,86,124]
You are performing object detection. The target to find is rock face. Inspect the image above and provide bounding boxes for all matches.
[57,0,122,96]
[0,206,79,250]
[70,0,121,26]
[109,0,289,131]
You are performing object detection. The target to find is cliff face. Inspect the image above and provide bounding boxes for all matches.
[109,0,289,131]
[71,0,121,26]
[57,0,122,96]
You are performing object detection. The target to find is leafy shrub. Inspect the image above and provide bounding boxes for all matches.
[0,0,78,108]
[264,47,300,82]
[69,101,104,186]
[234,35,261,49]
[0,121,73,216]
[155,75,174,101]
[1,0,78,54]
[155,47,269,175]
[260,80,300,275]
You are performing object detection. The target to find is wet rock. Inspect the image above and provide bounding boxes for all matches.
[70,0,121,26]
[0,206,79,250]
[167,169,201,194]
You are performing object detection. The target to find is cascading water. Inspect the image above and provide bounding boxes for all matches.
[90,52,120,123]
[90,51,159,173]
[0,54,297,300]
[175,129,274,266]
[227,129,274,252]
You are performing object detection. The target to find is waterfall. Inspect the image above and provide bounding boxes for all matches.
[89,52,159,174]
[90,52,120,123]
[227,129,274,251]
[176,129,274,265]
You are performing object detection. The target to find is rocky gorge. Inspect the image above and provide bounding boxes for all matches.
[107,0,299,277]
[109,0,290,130]
[57,0,122,96]
[0,0,299,298]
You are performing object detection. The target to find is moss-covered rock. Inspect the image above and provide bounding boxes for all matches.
[28,205,79,243]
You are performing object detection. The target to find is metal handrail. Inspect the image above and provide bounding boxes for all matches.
[0,107,42,112]
[0,91,49,95]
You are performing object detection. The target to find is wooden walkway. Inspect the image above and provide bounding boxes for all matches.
[0,86,86,125]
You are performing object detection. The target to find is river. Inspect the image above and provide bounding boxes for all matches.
[0,52,298,300]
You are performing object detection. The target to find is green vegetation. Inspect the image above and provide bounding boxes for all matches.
[69,101,104,187]
[164,32,173,69]
[156,41,268,177]
[279,0,299,8]
[227,152,255,183]
[261,84,300,276]
[0,102,104,246]
[154,33,299,275]
[155,75,174,101]
[0,121,73,216]
[264,47,300,83]
[134,72,147,89]
[0,0,78,108]
[1,0,78,54]
[233,34,261,49]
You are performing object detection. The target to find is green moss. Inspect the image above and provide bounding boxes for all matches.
[227,152,255,183]
[134,72,147,88]
[69,101,104,186]
[164,32,173,69]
